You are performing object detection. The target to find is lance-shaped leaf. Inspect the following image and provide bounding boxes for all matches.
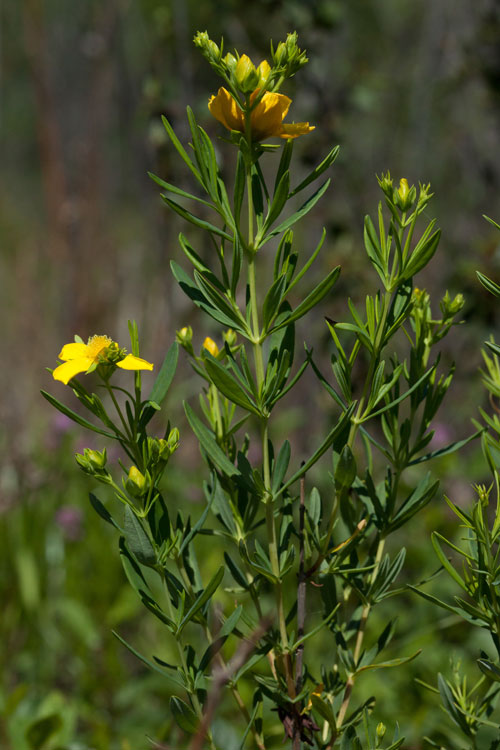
[388,473,439,532]
[149,171,215,209]
[204,355,261,415]
[41,390,116,438]
[177,565,225,634]
[431,532,469,592]
[162,194,233,240]
[194,270,248,332]
[124,506,156,567]
[477,270,500,298]
[160,115,204,189]
[401,226,440,281]
[262,274,289,332]
[262,178,331,243]
[171,261,246,331]
[185,402,241,477]
[260,170,290,237]
[89,492,123,532]
[438,674,473,736]
[170,696,200,735]
[478,658,500,682]
[139,341,179,428]
[270,265,341,332]
[290,145,339,197]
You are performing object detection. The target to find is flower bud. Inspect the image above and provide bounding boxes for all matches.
[176,325,194,354]
[75,447,107,475]
[223,328,237,348]
[234,54,260,93]
[395,177,416,210]
[376,723,386,739]
[193,31,221,63]
[377,171,393,197]
[167,427,180,453]
[125,466,147,498]
[223,52,238,73]
[202,337,219,358]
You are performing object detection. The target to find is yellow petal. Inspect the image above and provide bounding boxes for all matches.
[58,342,89,361]
[53,357,94,384]
[116,354,154,371]
[279,122,315,139]
[208,88,244,132]
[250,92,291,140]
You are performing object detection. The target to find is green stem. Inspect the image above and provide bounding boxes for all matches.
[242,120,292,691]
[161,574,217,749]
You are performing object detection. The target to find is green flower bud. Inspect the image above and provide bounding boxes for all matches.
[394,177,416,211]
[125,466,148,498]
[75,447,108,475]
[176,325,194,355]
[376,722,386,739]
[193,31,221,63]
[223,53,238,73]
[223,328,237,348]
[377,171,393,197]
[234,54,260,93]
[167,427,180,453]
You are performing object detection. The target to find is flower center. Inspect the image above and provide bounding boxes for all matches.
[87,335,113,361]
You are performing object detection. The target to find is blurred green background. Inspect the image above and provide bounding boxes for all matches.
[3,0,500,747]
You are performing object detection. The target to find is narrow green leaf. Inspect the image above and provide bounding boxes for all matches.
[123,506,156,567]
[431,532,469,592]
[262,170,290,235]
[41,390,116,438]
[290,145,339,196]
[89,492,123,532]
[113,630,183,685]
[204,356,260,415]
[355,649,421,675]
[170,696,199,735]
[262,274,288,331]
[402,229,440,281]
[178,565,224,633]
[272,440,291,494]
[264,178,331,242]
[478,658,500,682]
[160,115,204,188]
[185,402,241,477]
[147,341,178,408]
[162,195,232,240]
[438,673,472,736]
[149,171,214,208]
[270,265,341,332]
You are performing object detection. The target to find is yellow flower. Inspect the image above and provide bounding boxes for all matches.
[208,86,315,142]
[52,335,154,385]
[202,337,219,357]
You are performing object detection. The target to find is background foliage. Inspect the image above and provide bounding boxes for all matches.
[3,1,500,748]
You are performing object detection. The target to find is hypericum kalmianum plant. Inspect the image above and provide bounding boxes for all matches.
[408,220,500,750]
[44,31,472,750]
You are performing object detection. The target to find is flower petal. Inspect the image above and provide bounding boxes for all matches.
[58,342,89,361]
[279,122,316,139]
[53,357,94,384]
[250,92,291,140]
[208,88,244,132]
[117,354,154,371]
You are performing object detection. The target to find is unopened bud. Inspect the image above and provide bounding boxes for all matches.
[395,177,416,210]
[176,326,194,355]
[167,427,180,453]
[75,447,107,475]
[235,54,260,93]
[193,31,221,63]
[202,337,219,357]
[125,466,147,498]
[223,52,237,73]
[376,723,386,739]
[223,328,237,348]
